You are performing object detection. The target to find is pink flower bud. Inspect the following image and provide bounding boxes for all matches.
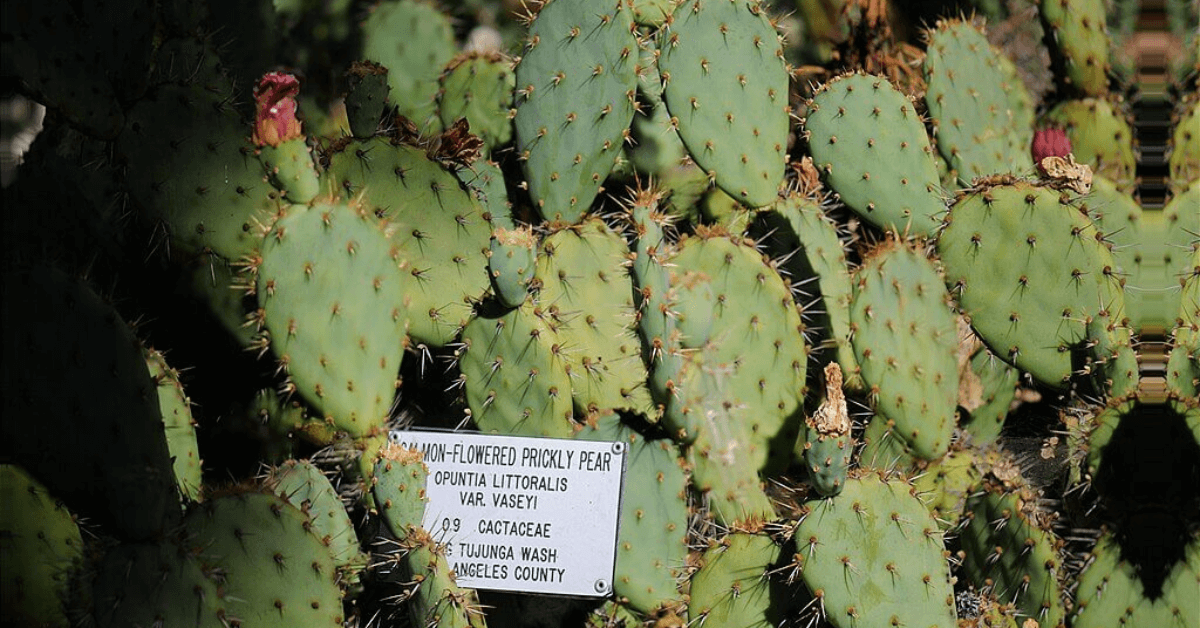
[253,72,302,147]
[1032,127,1072,166]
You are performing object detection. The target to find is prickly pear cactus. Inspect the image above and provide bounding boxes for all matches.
[658,0,790,208]
[1072,531,1200,628]
[1,267,178,541]
[806,72,946,235]
[534,218,654,416]
[790,472,958,628]
[513,0,639,223]
[688,533,784,627]
[92,540,226,628]
[1038,0,1112,96]
[0,465,84,628]
[263,459,363,571]
[924,19,1036,184]
[488,224,538,308]
[182,490,345,627]
[457,301,576,438]
[576,414,688,616]
[664,230,809,462]
[851,238,959,459]
[371,444,486,628]
[249,201,411,440]
[324,138,492,346]
[959,483,1067,627]
[938,181,1126,387]
[361,0,458,132]
[119,82,277,262]
[8,1,1200,626]
[798,363,854,496]
[145,347,203,503]
[438,52,516,153]
[751,191,862,388]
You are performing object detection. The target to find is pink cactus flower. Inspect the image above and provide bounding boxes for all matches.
[252,72,302,147]
[1032,127,1072,172]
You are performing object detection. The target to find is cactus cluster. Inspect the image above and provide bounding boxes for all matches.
[2,0,1198,627]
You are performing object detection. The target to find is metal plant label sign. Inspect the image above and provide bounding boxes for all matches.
[389,430,627,597]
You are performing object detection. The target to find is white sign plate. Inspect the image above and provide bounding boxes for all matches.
[389,430,626,597]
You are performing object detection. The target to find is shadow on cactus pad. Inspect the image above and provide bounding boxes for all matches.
[1091,401,1200,598]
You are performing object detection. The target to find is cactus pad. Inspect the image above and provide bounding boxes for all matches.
[791,472,957,628]
[806,73,946,235]
[253,201,410,439]
[514,0,639,222]
[659,0,789,207]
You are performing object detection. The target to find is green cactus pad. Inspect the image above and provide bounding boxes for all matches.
[659,0,789,208]
[627,54,690,178]
[361,0,458,132]
[1079,176,1175,331]
[372,443,429,540]
[1167,247,1200,400]
[534,219,654,415]
[183,490,344,627]
[402,529,485,628]
[688,533,784,627]
[682,356,779,525]
[460,159,514,228]
[457,301,575,438]
[996,52,1037,165]
[1083,402,1124,479]
[1,268,177,541]
[576,414,688,615]
[1168,95,1199,194]
[912,448,983,529]
[959,485,1066,627]
[145,348,203,504]
[850,238,959,459]
[665,231,809,463]
[438,52,516,153]
[514,0,639,223]
[254,201,410,439]
[1086,305,1139,399]
[805,73,946,235]
[752,193,861,388]
[371,443,485,627]
[119,83,278,262]
[791,472,957,628]
[798,363,854,497]
[859,414,918,473]
[0,465,84,628]
[258,137,321,205]
[1073,531,1200,628]
[960,346,1020,446]
[489,225,538,308]
[250,386,327,452]
[924,20,1036,185]
[937,181,1126,387]
[325,138,492,346]
[1041,98,1138,193]
[345,60,393,139]
[263,459,361,569]
[92,540,226,628]
[1038,0,1111,96]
